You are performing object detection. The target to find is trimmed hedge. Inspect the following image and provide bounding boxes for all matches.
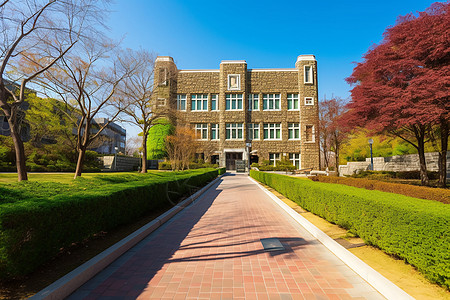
[0,169,220,278]
[314,175,450,204]
[250,170,450,289]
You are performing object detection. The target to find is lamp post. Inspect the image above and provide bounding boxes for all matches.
[114,146,119,171]
[368,138,374,171]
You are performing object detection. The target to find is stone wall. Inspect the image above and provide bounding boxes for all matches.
[339,152,450,178]
[101,156,140,171]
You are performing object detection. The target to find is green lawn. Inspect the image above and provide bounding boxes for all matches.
[0,171,167,184]
[0,168,222,278]
[0,171,211,205]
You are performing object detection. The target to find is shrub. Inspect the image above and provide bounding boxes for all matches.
[275,159,296,171]
[316,176,449,204]
[217,167,226,175]
[159,161,219,170]
[350,170,440,181]
[158,161,172,170]
[252,160,295,172]
[396,170,439,180]
[250,170,450,289]
[0,169,220,278]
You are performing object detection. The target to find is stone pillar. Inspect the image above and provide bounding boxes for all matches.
[219,60,247,164]
[153,56,178,117]
[296,55,320,169]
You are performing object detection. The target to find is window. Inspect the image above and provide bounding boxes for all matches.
[211,124,219,140]
[289,153,301,169]
[269,153,280,166]
[195,124,208,140]
[157,98,166,107]
[176,95,186,110]
[305,97,314,105]
[228,74,240,90]
[191,94,208,111]
[288,123,300,140]
[226,123,243,140]
[247,123,260,140]
[263,123,281,140]
[287,94,299,110]
[159,68,167,85]
[263,94,281,110]
[305,125,315,142]
[248,94,259,111]
[304,66,313,84]
[225,94,243,110]
[211,94,218,111]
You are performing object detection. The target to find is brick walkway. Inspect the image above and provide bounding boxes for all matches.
[69,173,384,300]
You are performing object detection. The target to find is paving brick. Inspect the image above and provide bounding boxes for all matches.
[68,174,385,299]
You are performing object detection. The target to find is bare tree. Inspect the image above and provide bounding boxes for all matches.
[39,38,134,178]
[319,97,348,175]
[117,49,168,172]
[125,135,141,157]
[165,126,197,171]
[0,0,106,181]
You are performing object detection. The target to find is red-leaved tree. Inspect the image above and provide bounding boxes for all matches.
[344,2,449,186]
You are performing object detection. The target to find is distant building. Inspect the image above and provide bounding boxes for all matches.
[87,118,126,154]
[0,79,31,141]
[153,55,320,170]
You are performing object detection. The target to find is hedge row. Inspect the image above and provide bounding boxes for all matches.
[0,169,221,278]
[250,170,450,289]
[314,175,450,204]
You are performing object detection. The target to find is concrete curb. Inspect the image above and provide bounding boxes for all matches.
[248,177,414,300]
[30,174,224,300]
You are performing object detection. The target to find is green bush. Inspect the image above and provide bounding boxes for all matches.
[0,169,220,278]
[396,170,439,180]
[252,159,295,172]
[250,170,450,289]
[158,161,172,170]
[159,161,220,170]
[217,167,226,175]
[275,159,296,171]
[351,170,439,181]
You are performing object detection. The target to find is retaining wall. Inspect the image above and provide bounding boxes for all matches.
[339,152,450,178]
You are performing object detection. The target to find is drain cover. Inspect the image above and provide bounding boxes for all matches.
[260,238,285,251]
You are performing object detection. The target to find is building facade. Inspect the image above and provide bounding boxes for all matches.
[87,118,126,154]
[154,55,320,170]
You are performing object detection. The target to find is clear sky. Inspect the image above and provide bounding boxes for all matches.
[105,0,439,138]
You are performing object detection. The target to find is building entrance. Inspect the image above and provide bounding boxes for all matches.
[226,152,243,170]
[250,155,259,165]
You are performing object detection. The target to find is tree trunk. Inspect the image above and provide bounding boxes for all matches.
[74,147,86,179]
[10,125,28,181]
[335,147,340,177]
[141,133,147,173]
[416,130,429,186]
[438,119,448,188]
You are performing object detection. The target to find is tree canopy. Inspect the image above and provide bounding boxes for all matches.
[344,2,449,186]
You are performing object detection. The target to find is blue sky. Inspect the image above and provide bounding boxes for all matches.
[105,0,438,137]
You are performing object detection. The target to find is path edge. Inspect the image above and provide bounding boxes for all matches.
[30,174,225,300]
[248,176,414,300]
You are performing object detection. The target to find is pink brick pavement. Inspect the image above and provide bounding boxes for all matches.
[68,173,384,299]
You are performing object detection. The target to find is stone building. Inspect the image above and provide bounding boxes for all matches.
[153,55,320,170]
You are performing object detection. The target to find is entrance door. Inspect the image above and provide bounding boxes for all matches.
[226,152,243,170]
